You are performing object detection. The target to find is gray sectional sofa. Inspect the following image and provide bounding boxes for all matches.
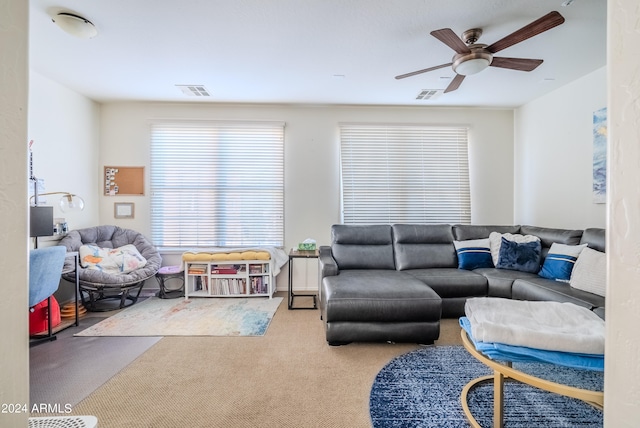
[319,224,605,346]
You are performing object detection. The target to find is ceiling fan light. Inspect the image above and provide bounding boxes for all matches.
[454,57,490,76]
[52,12,98,39]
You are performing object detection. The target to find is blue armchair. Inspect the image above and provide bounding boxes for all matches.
[29,246,66,345]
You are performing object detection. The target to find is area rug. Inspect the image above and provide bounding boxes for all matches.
[75,296,283,337]
[369,346,603,428]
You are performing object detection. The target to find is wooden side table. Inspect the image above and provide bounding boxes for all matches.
[288,249,319,310]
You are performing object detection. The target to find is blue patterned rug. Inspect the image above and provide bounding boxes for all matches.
[75,296,283,336]
[369,346,603,428]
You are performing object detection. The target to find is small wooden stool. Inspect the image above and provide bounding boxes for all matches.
[155,265,185,299]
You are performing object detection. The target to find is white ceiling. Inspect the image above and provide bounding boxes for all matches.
[29,0,607,108]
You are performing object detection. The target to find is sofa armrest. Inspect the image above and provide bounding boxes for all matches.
[319,246,339,278]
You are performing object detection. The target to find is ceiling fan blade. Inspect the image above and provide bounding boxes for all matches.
[444,74,465,93]
[490,57,544,71]
[395,63,452,80]
[486,11,565,54]
[430,28,471,54]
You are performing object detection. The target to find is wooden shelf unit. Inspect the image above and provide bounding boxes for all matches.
[184,259,274,299]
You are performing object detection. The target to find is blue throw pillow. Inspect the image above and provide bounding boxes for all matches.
[538,243,588,282]
[454,238,494,270]
[496,237,541,273]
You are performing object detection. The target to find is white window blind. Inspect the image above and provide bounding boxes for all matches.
[340,124,470,225]
[150,121,284,247]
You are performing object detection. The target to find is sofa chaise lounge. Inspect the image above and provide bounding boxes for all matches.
[319,224,605,346]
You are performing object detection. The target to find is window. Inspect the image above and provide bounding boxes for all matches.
[340,124,470,225]
[150,121,284,247]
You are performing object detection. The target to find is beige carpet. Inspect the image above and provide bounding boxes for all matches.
[62,293,462,427]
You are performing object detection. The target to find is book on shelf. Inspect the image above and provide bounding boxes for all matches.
[193,276,209,292]
[249,264,263,274]
[251,277,266,294]
[212,278,246,295]
[211,264,242,274]
[211,268,238,274]
[188,264,207,275]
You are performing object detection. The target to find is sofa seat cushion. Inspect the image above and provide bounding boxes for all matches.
[404,268,487,298]
[512,277,605,309]
[321,270,441,323]
[472,268,539,298]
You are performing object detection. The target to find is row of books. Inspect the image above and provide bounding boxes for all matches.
[193,277,244,294]
[249,264,267,274]
[188,263,268,275]
[188,265,207,275]
[194,276,208,291]
[210,278,246,295]
[191,276,269,295]
[250,277,269,294]
[188,266,241,275]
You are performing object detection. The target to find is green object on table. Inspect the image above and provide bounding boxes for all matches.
[298,242,317,251]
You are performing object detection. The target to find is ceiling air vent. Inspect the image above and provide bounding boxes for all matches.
[415,89,443,100]
[176,85,211,97]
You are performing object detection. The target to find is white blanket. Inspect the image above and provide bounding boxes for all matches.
[465,297,605,355]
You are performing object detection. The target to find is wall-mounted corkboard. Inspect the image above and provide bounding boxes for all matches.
[104,166,144,196]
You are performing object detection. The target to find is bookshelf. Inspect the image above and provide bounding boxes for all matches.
[184,259,274,299]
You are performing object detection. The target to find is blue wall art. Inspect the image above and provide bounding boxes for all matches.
[592,107,607,204]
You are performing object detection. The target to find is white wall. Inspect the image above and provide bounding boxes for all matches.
[99,103,514,289]
[0,0,29,425]
[28,71,101,230]
[27,72,102,303]
[2,0,635,424]
[605,0,640,425]
[514,67,607,229]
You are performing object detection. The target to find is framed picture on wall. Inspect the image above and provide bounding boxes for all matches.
[592,107,607,204]
[114,202,135,219]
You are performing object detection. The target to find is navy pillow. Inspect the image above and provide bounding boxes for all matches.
[454,238,494,270]
[496,237,541,273]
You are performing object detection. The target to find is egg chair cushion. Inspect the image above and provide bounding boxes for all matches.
[59,225,162,287]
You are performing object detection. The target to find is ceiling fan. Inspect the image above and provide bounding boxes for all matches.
[395,11,565,93]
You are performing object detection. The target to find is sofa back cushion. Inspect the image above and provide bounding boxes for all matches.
[452,224,520,241]
[519,225,583,258]
[579,228,606,252]
[331,225,395,270]
[392,224,457,270]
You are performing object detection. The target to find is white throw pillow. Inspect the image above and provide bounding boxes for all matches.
[570,247,606,297]
[489,232,540,267]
